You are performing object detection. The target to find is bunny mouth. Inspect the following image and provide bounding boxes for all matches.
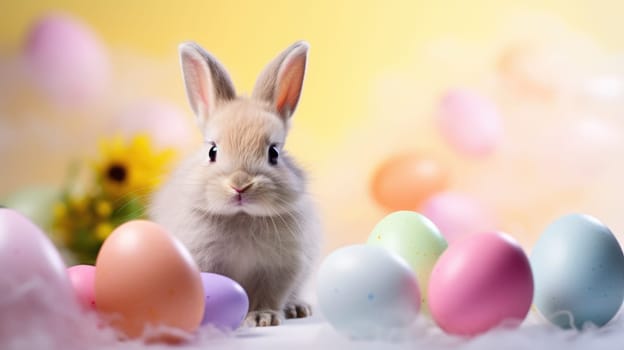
[233,193,247,207]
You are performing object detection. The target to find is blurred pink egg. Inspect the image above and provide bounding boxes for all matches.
[421,192,497,243]
[114,100,196,149]
[539,118,621,184]
[24,12,110,107]
[428,232,533,336]
[437,89,503,157]
[67,265,96,310]
[0,209,78,340]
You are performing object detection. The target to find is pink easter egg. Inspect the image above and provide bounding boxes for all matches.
[24,12,110,107]
[67,265,96,309]
[421,192,497,243]
[0,209,80,343]
[113,100,196,149]
[428,232,533,336]
[437,89,503,157]
[0,209,71,296]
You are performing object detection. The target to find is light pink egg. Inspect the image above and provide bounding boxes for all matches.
[24,12,110,107]
[113,100,196,149]
[0,209,82,345]
[437,89,503,158]
[428,232,533,336]
[67,265,96,309]
[421,192,497,243]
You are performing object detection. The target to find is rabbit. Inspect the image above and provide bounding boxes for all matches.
[149,41,321,327]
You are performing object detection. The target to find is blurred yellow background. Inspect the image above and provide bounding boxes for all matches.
[3,0,624,146]
[3,0,624,254]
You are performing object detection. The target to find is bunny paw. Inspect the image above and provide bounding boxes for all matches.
[283,301,312,319]
[245,310,281,327]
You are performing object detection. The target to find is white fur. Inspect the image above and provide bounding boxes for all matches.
[149,41,321,326]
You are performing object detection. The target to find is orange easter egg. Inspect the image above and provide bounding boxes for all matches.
[95,220,204,340]
[371,153,449,211]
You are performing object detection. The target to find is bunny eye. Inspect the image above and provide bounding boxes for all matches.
[208,143,218,162]
[268,144,279,165]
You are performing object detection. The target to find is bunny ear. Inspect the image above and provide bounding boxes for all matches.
[252,41,309,121]
[179,42,236,126]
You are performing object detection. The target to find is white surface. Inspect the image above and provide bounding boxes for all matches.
[5,280,624,350]
[191,312,624,350]
[7,311,624,350]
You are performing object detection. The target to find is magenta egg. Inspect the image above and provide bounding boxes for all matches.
[67,265,96,309]
[428,232,533,336]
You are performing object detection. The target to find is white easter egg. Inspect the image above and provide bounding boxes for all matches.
[317,244,420,339]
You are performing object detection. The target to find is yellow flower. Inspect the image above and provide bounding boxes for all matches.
[95,222,115,241]
[95,200,113,218]
[69,195,88,213]
[52,201,76,246]
[53,202,67,220]
[95,134,176,200]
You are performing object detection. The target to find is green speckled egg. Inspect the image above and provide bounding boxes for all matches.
[368,211,447,308]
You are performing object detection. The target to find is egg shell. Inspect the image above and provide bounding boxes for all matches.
[95,220,205,339]
[200,272,249,330]
[67,265,96,309]
[428,232,533,336]
[368,211,447,308]
[531,214,624,329]
[317,244,420,339]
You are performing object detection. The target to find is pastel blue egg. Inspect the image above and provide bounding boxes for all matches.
[316,244,420,339]
[531,214,624,329]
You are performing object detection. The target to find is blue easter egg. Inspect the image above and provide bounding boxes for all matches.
[531,214,624,329]
[316,244,420,338]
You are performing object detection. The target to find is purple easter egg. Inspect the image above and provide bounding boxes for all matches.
[0,209,77,341]
[24,12,110,107]
[200,272,249,330]
[437,89,503,158]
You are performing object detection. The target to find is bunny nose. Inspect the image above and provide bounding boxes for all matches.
[229,170,254,193]
[231,183,252,194]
